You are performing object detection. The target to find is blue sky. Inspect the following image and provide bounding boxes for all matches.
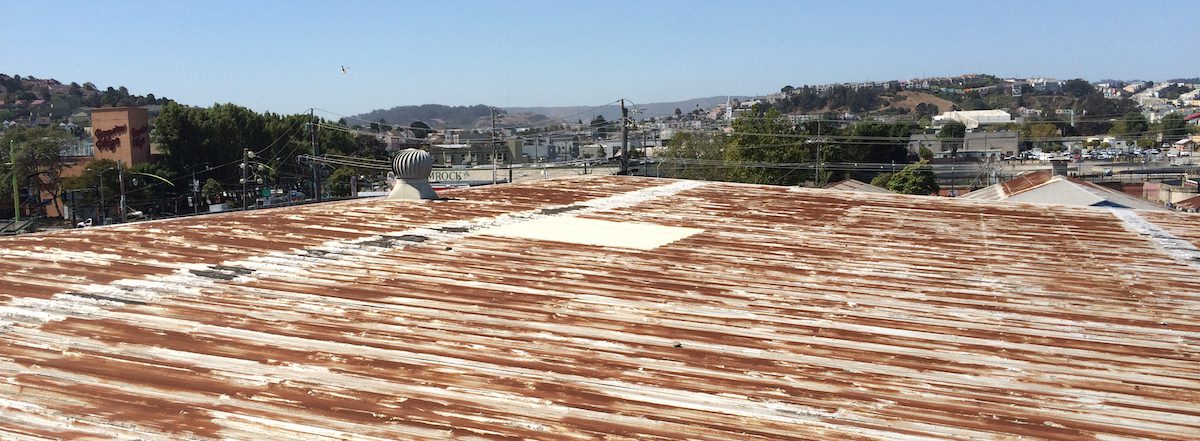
[3,0,1196,115]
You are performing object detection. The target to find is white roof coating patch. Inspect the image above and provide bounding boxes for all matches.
[478,216,704,250]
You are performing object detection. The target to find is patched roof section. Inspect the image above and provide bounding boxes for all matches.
[2,175,1200,440]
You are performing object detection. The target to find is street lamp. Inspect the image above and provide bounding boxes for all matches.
[86,165,117,225]
[240,149,270,210]
[187,162,211,214]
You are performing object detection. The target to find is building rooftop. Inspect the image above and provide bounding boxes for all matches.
[822,178,893,194]
[2,176,1199,440]
[960,170,1166,210]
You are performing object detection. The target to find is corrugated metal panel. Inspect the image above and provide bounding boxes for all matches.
[2,176,1199,440]
[960,170,1165,211]
[823,179,894,194]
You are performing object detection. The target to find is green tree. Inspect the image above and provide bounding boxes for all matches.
[327,166,357,197]
[353,135,388,159]
[842,121,913,165]
[938,121,966,139]
[201,178,224,204]
[1109,112,1149,138]
[870,173,893,188]
[590,115,609,137]
[1062,79,1095,98]
[938,121,966,157]
[124,162,177,215]
[1028,123,1059,149]
[154,103,352,188]
[657,132,733,182]
[1161,112,1188,143]
[727,107,814,185]
[918,146,934,161]
[61,159,121,216]
[886,161,939,195]
[1,126,75,217]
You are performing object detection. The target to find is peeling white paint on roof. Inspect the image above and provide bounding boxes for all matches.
[1109,208,1200,268]
[479,216,703,250]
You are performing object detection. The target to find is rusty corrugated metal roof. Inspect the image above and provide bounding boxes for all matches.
[2,175,1200,440]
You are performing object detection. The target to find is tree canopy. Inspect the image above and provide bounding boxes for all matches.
[0,126,75,216]
[153,102,360,193]
[1160,112,1189,143]
[884,161,939,195]
[658,106,919,186]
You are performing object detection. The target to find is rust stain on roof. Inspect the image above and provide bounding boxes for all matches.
[2,175,1200,440]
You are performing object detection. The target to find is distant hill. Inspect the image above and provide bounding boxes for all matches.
[1166,77,1200,85]
[352,104,554,129]
[353,104,493,128]
[0,73,171,122]
[507,96,744,123]
[352,96,745,129]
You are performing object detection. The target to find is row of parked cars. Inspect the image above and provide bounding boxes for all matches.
[1004,147,1183,162]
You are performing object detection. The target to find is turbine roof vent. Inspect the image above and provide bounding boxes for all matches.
[386,149,439,200]
[393,148,433,180]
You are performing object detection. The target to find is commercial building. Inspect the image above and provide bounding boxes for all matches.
[35,107,152,219]
[931,109,1013,130]
[89,107,151,165]
[1,176,1199,440]
[908,130,1019,159]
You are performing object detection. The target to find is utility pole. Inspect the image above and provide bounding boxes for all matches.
[96,170,105,225]
[9,140,17,223]
[242,148,248,210]
[311,109,321,202]
[491,107,498,185]
[816,121,824,186]
[642,131,649,177]
[117,162,127,222]
[192,170,200,215]
[620,99,629,175]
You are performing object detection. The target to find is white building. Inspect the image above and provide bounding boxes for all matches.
[932,110,1013,130]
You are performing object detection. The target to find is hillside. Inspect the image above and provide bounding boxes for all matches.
[885,92,958,114]
[508,96,744,122]
[353,104,491,128]
[0,74,170,122]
